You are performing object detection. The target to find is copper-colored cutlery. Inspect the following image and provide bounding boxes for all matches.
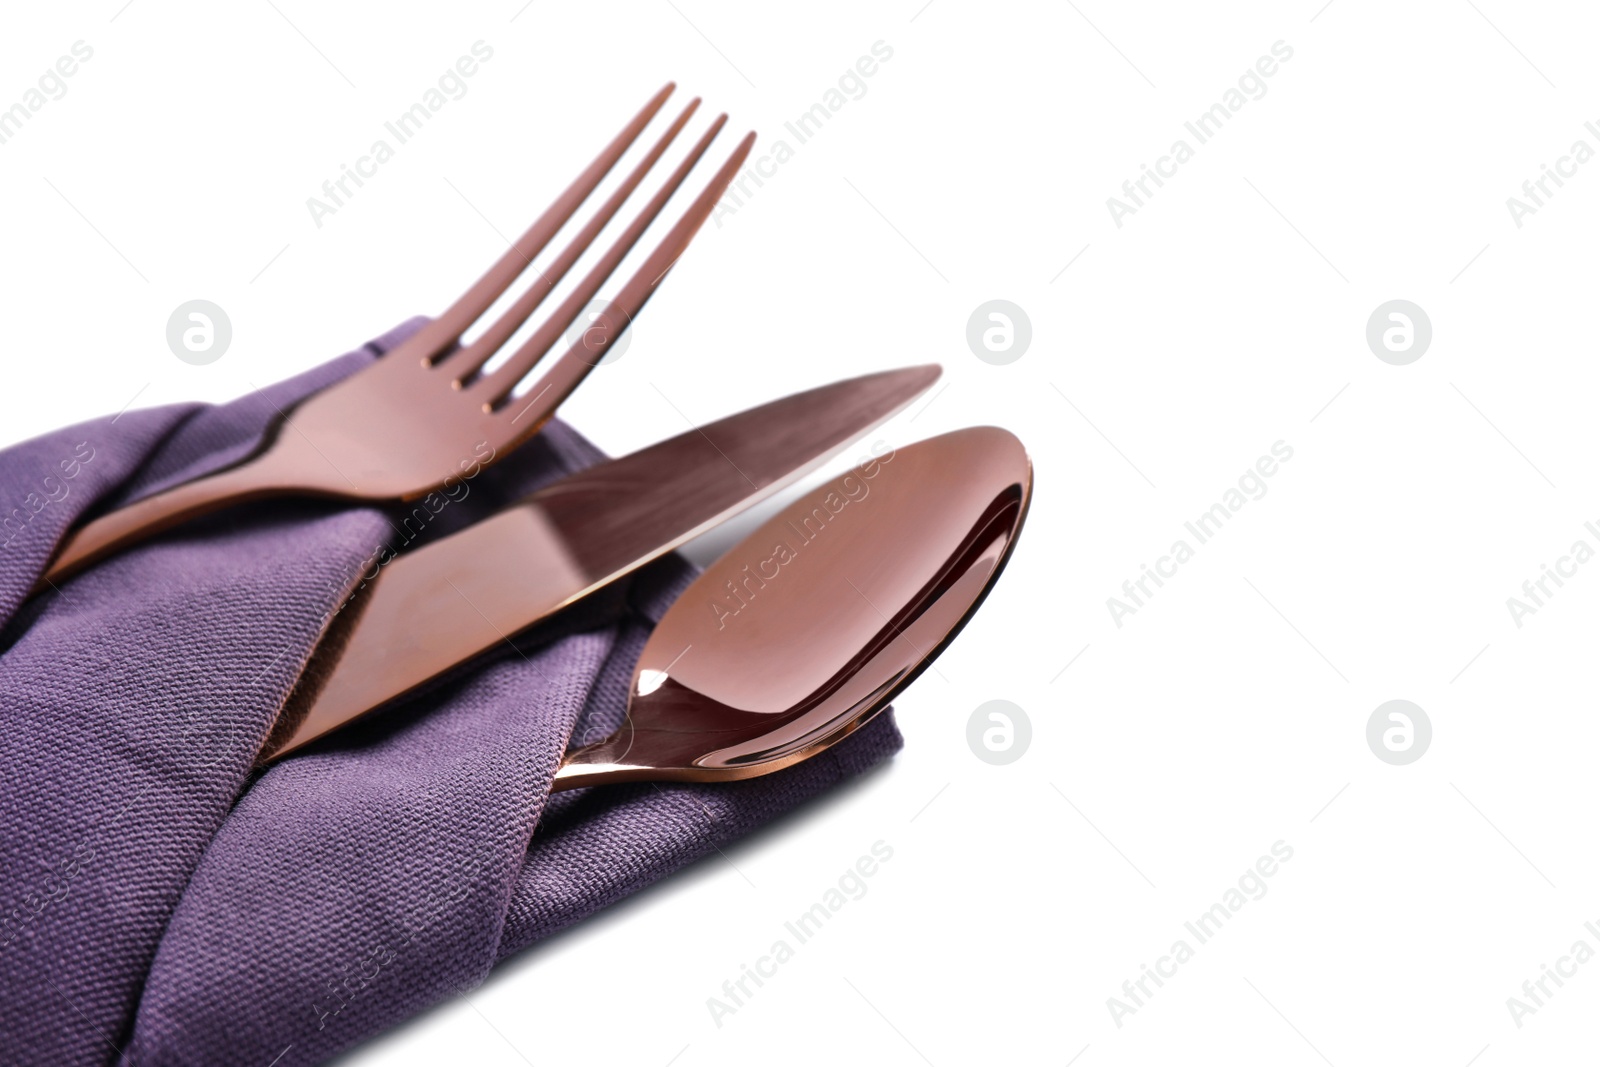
[265,418,1032,785]
[37,85,1034,789]
[39,83,752,589]
[262,366,944,760]
[550,426,1031,791]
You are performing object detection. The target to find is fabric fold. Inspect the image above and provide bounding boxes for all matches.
[0,318,902,1067]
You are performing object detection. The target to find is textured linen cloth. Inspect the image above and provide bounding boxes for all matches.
[0,319,903,1066]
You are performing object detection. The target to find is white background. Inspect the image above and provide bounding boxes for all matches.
[3,1,1599,1064]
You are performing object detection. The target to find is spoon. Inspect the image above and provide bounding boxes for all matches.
[551,425,1032,790]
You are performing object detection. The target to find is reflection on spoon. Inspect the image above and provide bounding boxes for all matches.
[553,425,1032,791]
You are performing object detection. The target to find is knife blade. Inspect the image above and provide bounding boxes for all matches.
[260,364,941,761]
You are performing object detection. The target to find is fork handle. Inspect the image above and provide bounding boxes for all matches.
[37,451,306,590]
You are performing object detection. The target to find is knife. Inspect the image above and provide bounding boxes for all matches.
[260,364,941,761]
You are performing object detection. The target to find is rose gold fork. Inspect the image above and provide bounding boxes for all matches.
[39,83,753,589]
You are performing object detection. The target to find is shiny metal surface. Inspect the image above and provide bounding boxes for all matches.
[550,425,1031,791]
[259,366,941,761]
[40,84,753,589]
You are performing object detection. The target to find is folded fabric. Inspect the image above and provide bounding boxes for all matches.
[0,319,903,1066]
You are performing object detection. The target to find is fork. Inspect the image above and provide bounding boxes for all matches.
[39,83,753,588]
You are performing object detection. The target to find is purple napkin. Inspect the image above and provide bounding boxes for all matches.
[0,319,903,1066]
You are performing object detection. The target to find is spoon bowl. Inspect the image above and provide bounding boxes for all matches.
[552,425,1032,790]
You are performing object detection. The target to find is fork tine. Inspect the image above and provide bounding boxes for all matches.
[472,117,747,409]
[390,82,676,369]
[447,97,703,384]
[488,129,756,421]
